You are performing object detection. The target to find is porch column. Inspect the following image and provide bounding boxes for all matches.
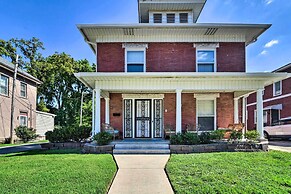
[105,97,110,124]
[234,98,239,123]
[256,89,264,139]
[242,96,247,139]
[94,88,101,135]
[92,90,95,135]
[176,89,182,134]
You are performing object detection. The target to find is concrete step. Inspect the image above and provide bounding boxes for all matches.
[113,149,171,154]
[115,144,169,150]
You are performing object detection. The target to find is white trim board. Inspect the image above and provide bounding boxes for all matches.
[247,93,291,107]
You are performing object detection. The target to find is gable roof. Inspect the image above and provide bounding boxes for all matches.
[272,63,291,73]
[0,56,42,84]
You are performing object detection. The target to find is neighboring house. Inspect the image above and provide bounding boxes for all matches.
[247,63,291,129]
[35,111,56,139]
[0,56,41,142]
[75,0,289,139]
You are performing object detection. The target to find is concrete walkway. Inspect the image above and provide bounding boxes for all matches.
[268,141,291,153]
[108,155,174,194]
[0,144,42,154]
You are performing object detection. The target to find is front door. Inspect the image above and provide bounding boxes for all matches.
[135,100,151,138]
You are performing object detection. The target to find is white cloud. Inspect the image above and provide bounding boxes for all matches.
[264,40,279,48]
[260,50,268,55]
[265,0,274,5]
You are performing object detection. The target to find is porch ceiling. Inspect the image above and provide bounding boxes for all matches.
[74,72,290,93]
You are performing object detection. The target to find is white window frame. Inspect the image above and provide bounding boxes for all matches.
[179,12,189,23]
[273,81,282,96]
[196,98,217,132]
[19,113,28,127]
[20,82,27,98]
[125,48,146,73]
[0,73,9,96]
[254,109,268,124]
[149,11,192,24]
[196,49,217,72]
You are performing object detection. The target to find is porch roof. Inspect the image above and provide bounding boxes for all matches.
[75,72,290,95]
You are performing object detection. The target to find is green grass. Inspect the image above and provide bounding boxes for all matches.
[0,149,117,194]
[166,151,291,194]
[0,140,49,147]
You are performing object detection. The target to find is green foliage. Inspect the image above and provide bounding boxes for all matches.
[245,130,260,141]
[37,98,50,112]
[14,126,38,143]
[199,132,212,144]
[0,150,117,194]
[166,152,291,194]
[170,132,203,145]
[45,126,91,143]
[230,131,243,140]
[93,132,113,146]
[210,130,225,140]
[170,133,184,145]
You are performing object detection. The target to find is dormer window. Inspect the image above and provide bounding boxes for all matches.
[153,14,162,23]
[179,13,188,23]
[167,13,175,23]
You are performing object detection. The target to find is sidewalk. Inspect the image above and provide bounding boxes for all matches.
[108,155,174,194]
[0,144,42,154]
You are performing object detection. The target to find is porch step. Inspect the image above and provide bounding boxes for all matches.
[113,141,170,154]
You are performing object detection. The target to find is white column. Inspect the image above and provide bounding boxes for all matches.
[234,98,239,123]
[176,89,182,134]
[256,89,264,139]
[105,97,110,124]
[242,96,247,139]
[92,90,95,136]
[94,88,101,135]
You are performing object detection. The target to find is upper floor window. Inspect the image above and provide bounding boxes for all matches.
[273,81,282,96]
[167,13,175,23]
[197,50,216,72]
[153,14,162,23]
[20,82,27,98]
[126,51,145,72]
[179,13,188,23]
[0,74,9,96]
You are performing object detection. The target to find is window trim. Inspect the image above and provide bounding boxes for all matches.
[0,73,9,96]
[179,12,189,23]
[196,49,217,72]
[196,98,217,132]
[125,47,146,73]
[254,110,268,124]
[19,112,28,127]
[273,81,282,96]
[20,82,27,98]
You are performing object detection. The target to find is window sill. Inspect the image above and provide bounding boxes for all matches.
[0,93,9,98]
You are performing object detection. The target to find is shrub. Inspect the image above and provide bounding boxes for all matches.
[70,126,91,142]
[210,130,225,140]
[230,131,243,140]
[170,133,184,145]
[183,133,200,145]
[245,130,259,141]
[93,132,113,145]
[14,126,38,143]
[199,132,212,144]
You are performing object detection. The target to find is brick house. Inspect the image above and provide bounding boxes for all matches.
[0,57,41,142]
[247,63,291,130]
[75,0,289,140]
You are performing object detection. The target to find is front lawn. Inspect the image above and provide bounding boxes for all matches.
[166,151,291,194]
[0,149,117,194]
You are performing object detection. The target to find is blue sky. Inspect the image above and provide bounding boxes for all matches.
[0,0,290,72]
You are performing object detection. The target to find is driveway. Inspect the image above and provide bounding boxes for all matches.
[0,144,42,154]
[268,140,291,153]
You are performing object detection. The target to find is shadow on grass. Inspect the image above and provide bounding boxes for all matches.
[2,149,82,157]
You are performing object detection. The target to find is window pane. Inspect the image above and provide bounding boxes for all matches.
[274,81,281,95]
[127,51,144,63]
[127,64,144,72]
[197,51,214,63]
[198,64,214,72]
[198,100,214,116]
[153,14,162,23]
[167,14,175,23]
[20,83,27,97]
[179,13,188,23]
[0,75,8,95]
[198,117,214,131]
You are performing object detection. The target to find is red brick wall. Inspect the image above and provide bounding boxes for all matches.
[217,42,245,72]
[164,93,176,131]
[146,43,196,72]
[97,42,246,72]
[97,43,124,72]
[100,99,105,128]
[182,93,196,130]
[217,93,234,128]
[109,93,123,134]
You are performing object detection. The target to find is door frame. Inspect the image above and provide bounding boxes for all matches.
[135,99,152,138]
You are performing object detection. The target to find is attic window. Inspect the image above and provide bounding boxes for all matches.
[205,28,218,35]
[179,13,188,23]
[123,28,135,35]
[153,14,162,23]
[167,14,175,23]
